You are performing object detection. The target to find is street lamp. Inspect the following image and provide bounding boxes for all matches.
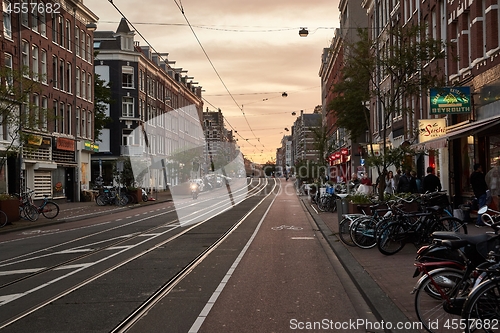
[299,28,309,37]
[86,22,97,31]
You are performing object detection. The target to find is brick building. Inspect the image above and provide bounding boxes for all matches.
[1,0,98,201]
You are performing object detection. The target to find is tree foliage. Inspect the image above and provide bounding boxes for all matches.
[328,24,447,198]
[0,66,44,170]
[93,73,112,140]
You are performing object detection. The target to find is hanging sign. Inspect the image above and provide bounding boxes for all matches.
[430,86,471,114]
[418,119,447,142]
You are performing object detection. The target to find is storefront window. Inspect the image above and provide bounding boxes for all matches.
[52,168,65,198]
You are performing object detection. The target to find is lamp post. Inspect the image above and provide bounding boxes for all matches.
[299,28,309,37]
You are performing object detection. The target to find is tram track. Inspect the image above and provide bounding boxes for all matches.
[0,179,278,331]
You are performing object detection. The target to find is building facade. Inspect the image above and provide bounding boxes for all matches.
[1,0,98,201]
[92,19,204,190]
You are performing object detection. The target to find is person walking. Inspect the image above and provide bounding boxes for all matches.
[422,166,442,193]
[384,171,395,195]
[470,163,489,227]
[397,168,417,193]
[393,169,402,192]
[485,162,500,210]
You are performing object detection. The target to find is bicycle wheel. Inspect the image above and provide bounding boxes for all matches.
[414,268,465,333]
[24,204,40,221]
[41,201,59,219]
[350,217,378,249]
[377,222,406,255]
[338,217,357,247]
[328,198,337,212]
[0,210,7,227]
[116,195,128,206]
[461,277,500,333]
[438,217,468,234]
[96,194,107,206]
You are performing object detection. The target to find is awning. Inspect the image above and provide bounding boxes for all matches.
[417,117,500,150]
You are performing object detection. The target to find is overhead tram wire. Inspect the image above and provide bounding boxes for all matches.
[171,0,266,150]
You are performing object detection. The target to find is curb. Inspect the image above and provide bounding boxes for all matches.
[301,198,420,333]
[0,199,173,235]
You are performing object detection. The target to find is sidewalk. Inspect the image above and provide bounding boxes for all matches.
[0,190,173,234]
[300,194,486,328]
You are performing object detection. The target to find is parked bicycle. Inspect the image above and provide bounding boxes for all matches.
[96,186,128,206]
[15,189,40,221]
[35,195,60,219]
[0,209,7,227]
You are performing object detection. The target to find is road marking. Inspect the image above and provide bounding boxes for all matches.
[0,268,44,276]
[291,237,315,240]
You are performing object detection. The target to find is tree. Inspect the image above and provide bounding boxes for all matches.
[329,25,447,198]
[0,66,45,173]
[93,73,112,140]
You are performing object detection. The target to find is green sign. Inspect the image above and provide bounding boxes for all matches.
[430,87,471,114]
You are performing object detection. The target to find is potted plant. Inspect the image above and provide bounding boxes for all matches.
[348,193,374,214]
[0,193,20,223]
[127,186,141,204]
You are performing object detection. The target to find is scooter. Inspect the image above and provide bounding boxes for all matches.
[190,183,200,199]
[141,189,148,202]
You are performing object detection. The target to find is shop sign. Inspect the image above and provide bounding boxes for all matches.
[40,137,51,148]
[56,137,75,151]
[84,141,99,152]
[418,119,447,142]
[27,134,42,146]
[340,148,349,155]
[430,86,471,114]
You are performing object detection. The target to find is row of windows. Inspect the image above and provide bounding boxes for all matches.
[2,0,92,63]
[10,40,92,100]
[24,95,92,139]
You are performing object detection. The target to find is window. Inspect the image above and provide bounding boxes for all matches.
[39,7,46,36]
[52,13,57,43]
[81,30,85,58]
[53,101,58,132]
[122,97,134,117]
[58,15,64,46]
[41,96,48,131]
[5,53,13,89]
[32,45,39,80]
[52,56,58,88]
[81,109,86,138]
[65,20,71,51]
[87,73,92,99]
[75,27,79,56]
[81,70,86,99]
[3,1,12,38]
[87,110,92,138]
[32,94,39,129]
[66,105,71,135]
[75,68,80,96]
[60,103,65,134]
[31,1,38,32]
[66,63,71,93]
[59,59,64,90]
[21,0,28,26]
[86,34,91,61]
[22,40,30,75]
[76,107,80,136]
[122,66,134,88]
[41,50,47,84]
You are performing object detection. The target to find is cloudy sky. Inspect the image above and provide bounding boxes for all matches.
[85,0,340,163]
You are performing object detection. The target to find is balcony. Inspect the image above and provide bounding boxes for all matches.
[120,145,144,156]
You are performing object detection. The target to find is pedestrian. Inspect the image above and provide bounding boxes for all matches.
[410,170,421,193]
[422,166,442,193]
[396,169,412,193]
[470,163,489,227]
[384,171,395,195]
[358,173,373,194]
[393,169,402,192]
[485,161,500,210]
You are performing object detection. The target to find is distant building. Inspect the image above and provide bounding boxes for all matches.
[92,19,203,189]
[292,110,321,164]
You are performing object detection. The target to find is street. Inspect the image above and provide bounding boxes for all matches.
[0,178,428,333]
